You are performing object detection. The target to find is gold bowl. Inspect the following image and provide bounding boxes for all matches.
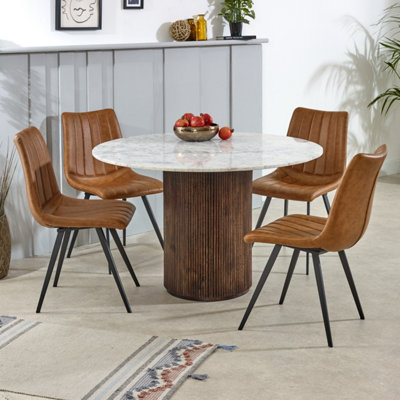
[173,124,219,142]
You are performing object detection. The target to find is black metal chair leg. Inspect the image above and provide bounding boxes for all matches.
[66,229,79,258]
[109,229,140,287]
[239,245,282,330]
[279,249,300,304]
[311,253,333,347]
[322,193,331,214]
[36,229,65,313]
[284,199,289,216]
[106,228,110,246]
[66,192,91,258]
[305,202,311,275]
[338,250,365,319]
[142,196,164,250]
[53,229,72,287]
[96,228,132,313]
[122,198,127,246]
[106,228,112,275]
[255,196,272,229]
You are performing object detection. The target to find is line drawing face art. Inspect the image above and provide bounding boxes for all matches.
[60,0,99,27]
[71,0,97,23]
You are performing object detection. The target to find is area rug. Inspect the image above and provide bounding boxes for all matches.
[0,316,217,400]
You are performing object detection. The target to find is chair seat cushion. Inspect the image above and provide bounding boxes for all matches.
[67,168,163,200]
[252,168,341,202]
[40,194,135,230]
[244,214,327,249]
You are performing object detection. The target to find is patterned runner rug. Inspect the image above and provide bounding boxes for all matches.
[0,316,217,400]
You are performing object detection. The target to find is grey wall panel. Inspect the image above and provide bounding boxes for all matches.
[59,52,87,196]
[164,46,230,130]
[114,49,164,235]
[87,51,114,111]
[30,53,60,181]
[198,46,230,127]
[164,48,202,131]
[114,49,164,136]
[0,54,33,259]
[231,45,263,132]
[231,45,263,203]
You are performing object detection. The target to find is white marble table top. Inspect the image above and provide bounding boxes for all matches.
[92,132,323,173]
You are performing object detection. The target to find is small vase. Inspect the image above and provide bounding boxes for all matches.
[187,18,196,41]
[195,14,207,41]
[229,22,243,37]
[0,213,11,279]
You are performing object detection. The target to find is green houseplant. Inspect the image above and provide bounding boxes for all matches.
[0,142,16,279]
[220,0,255,37]
[369,4,400,114]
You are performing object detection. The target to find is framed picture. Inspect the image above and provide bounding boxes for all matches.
[56,0,102,30]
[123,0,144,10]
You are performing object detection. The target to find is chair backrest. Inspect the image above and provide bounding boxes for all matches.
[282,107,348,183]
[62,109,123,179]
[317,145,387,251]
[14,127,61,227]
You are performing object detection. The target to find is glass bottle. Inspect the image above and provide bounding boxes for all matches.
[195,14,207,41]
[187,18,196,41]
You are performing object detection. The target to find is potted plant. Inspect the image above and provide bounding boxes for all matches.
[0,142,16,279]
[220,0,255,37]
[369,4,400,114]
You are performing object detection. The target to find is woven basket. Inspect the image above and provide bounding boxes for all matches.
[169,20,191,41]
[0,213,11,279]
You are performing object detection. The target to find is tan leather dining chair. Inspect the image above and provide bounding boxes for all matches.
[14,127,140,313]
[253,107,349,273]
[239,145,387,347]
[62,109,164,257]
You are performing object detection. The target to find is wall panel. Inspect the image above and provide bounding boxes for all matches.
[114,49,164,236]
[164,46,231,129]
[59,52,87,195]
[87,51,114,111]
[232,45,263,192]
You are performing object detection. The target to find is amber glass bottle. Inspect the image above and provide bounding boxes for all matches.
[187,18,196,41]
[195,14,207,41]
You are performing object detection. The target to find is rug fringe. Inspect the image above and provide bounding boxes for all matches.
[217,344,238,351]
[0,389,64,400]
[187,374,208,381]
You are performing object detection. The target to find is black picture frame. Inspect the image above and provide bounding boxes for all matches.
[123,0,144,10]
[56,0,102,30]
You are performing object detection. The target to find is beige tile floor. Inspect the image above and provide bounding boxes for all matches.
[1,175,400,399]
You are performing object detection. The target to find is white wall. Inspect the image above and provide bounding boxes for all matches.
[253,0,400,173]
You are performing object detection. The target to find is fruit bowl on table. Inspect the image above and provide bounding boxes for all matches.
[173,124,219,142]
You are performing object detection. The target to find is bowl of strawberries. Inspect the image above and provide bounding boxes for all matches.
[174,113,219,142]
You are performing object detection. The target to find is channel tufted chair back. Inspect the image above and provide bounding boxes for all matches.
[318,144,387,251]
[13,127,61,227]
[284,107,348,181]
[63,108,122,179]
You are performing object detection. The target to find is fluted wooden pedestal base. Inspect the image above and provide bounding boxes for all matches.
[164,171,252,301]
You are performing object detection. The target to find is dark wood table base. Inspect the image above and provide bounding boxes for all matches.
[163,171,252,301]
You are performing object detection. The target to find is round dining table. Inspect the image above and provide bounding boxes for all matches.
[93,132,323,302]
